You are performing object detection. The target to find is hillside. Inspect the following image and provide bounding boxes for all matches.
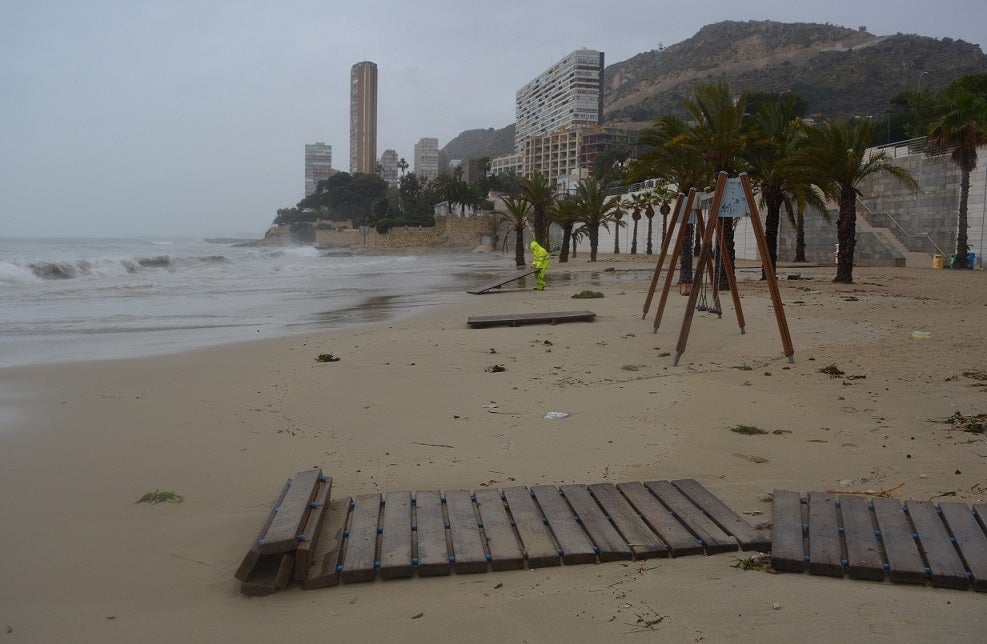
[442,125,516,162]
[443,20,987,160]
[605,20,987,125]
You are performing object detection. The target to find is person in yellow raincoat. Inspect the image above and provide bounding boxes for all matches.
[530,240,550,290]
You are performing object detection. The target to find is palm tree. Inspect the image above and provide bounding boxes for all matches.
[496,195,532,267]
[520,173,555,247]
[627,115,706,284]
[613,201,625,254]
[746,99,819,278]
[628,193,645,255]
[793,118,918,283]
[551,195,581,262]
[926,90,987,269]
[683,81,751,290]
[574,177,622,261]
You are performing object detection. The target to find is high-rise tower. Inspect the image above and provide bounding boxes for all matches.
[349,61,378,175]
[304,142,333,196]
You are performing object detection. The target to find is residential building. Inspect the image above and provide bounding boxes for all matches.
[304,142,333,196]
[515,49,605,152]
[490,153,523,176]
[414,137,446,181]
[521,124,635,191]
[379,149,399,188]
[350,61,378,174]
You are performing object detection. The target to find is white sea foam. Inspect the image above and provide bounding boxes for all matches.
[0,237,505,368]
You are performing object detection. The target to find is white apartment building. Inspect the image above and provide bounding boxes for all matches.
[515,49,605,151]
[304,142,333,196]
[414,137,440,181]
[379,148,399,188]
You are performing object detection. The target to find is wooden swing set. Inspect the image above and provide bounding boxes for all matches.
[641,172,795,366]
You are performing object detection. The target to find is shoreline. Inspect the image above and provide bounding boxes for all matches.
[1,256,985,641]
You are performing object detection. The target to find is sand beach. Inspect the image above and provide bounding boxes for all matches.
[0,254,984,642]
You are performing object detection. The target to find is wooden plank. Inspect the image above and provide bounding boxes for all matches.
[560,485,633,562]
[589,483,667,559]
[467,310,596,328]
[501,486,561,568]
[939,502,987,592]
[770,489,806,573]
[531,485,597,565]
[379,491,414,579]
[445,489,489,574]
[672,479,770,552]
[872,497,928,584]
[975,504,987,533]
[259,468,323,554]
[839,494,886,581]
[240,553,294,596]
[617,482,701,556]
[645,480,736,554]
[235,479,291,581]
[467,267,538,294]
[907,501,969,589]
[294,476,333,582]
[474,488,525,571]
[414,490,451,577]
[340,493,381,583]
[303,497,351,589]
[807,491,843,577]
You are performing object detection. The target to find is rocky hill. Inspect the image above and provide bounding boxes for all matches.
[442,125,516,162]
[443,20,987,160]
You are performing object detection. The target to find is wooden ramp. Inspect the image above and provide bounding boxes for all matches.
[771,490,987,591]
[235,474,766,595]
[467,310,596,328]
[467,268,538,294]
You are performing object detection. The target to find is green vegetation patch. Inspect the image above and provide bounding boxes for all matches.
[571,290,604,299]
[819,364,844,377]
[316,353,341,363]
[731,553,771,572]
[137,489,184,504]
[942,411,987,434]
[730,424,768,435]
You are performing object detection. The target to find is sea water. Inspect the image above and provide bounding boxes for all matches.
[0,237,505,369]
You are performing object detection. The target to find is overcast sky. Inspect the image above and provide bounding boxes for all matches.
[2,1,985,238]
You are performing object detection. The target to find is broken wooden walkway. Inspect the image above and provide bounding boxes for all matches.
[235,469,766,595]
[771,490,987,591]
[467,268,538,294]
[466,310,596,328]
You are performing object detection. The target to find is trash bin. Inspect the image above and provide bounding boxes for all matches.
[968,252,976,269]
[932,254,944,269]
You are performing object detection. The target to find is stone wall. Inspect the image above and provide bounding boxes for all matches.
[312,215,499,251]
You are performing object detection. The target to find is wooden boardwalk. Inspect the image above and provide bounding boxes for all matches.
[466,310,596,328]
[467,268,538,294]
[236,471,766,595]
[771,490,987,591]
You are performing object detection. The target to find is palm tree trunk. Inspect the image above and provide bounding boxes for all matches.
[953,167,971,269]
[514,229,526,267]
[590,225,600,261]
[646,216,654,255]
[679,224,694,283]
[794,208,807,262]
[834,193,857,283]
[631,219,639,254]
[761,193,783,280]
[559,225,573,263]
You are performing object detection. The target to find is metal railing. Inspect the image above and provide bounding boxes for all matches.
[868,136,927,160]
[857,197,946,256]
